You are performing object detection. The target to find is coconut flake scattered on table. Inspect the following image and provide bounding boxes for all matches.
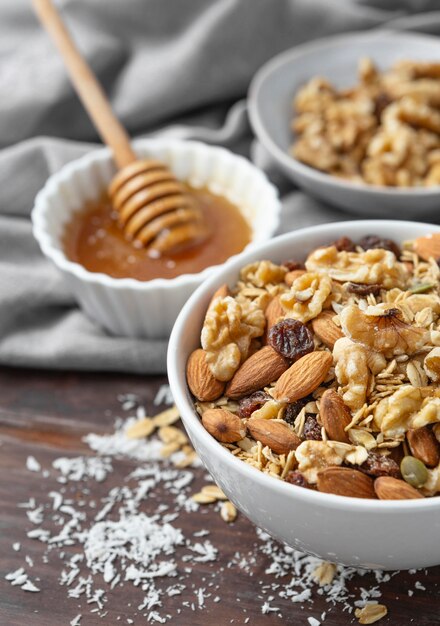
[4,385,429,623]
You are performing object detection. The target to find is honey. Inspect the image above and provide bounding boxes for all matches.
[63,185,251,281]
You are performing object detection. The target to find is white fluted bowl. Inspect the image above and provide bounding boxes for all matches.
[168,220,440,570]
[32,139,281,338]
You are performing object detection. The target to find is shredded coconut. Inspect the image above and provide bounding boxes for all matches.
[5,393,428,623]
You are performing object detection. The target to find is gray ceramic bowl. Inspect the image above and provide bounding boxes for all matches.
[248,30,440,218]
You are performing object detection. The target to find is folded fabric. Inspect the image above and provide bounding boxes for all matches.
[0,0,439,373]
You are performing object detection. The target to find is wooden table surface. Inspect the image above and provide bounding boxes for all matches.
[1,367,439,626]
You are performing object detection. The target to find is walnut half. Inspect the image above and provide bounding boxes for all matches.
[340,303,428,357]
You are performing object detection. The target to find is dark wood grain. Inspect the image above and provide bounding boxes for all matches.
[0,367,439,625]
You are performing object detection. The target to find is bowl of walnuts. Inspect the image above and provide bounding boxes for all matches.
[168,219,440,570]
[248,30,440,217]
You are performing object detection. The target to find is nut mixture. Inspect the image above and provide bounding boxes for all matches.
[291,58,440,187]
[186,231,440,499]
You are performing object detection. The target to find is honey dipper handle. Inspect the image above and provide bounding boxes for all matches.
[32,0,137,169]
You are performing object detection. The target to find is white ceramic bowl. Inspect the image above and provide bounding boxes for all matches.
[248,30,440,218]
[32,139,281,338]
[168,219,440,570]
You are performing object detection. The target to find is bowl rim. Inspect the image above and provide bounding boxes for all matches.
[31,137,281,292]
[168,219,440,512]
[248,29,440,197]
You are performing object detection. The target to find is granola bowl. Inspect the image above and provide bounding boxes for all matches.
[248,30,440,217]
[168,220,440,570]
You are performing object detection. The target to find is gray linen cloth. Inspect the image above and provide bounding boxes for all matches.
[1,0,440,374]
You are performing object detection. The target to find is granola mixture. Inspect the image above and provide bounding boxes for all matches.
[290,58,440,187]
[187,232,440,499]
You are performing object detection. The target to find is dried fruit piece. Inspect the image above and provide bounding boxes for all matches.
[413,232,440,261]
[282,259,305,271]
[358,234,400,258]
[283,397,311,425]
[311,310,343,349]
[400,455,429,488]
[186,349,225,401]
[273,350,333,403]
[268,318,314,361]
[317,467,376,499]
[407,426,440,467]
[201,408,246,443]
[303,415,322,441]
[285,470,314,489]
[238,391,271,419]
[374,476,423,500]
[225,346,289,399]
[345,282,382,296]
[319,389,351,443]
[355,603,388,625]
[340,304,428,357]
[331,236,356,252]
[358,452,400,479]
[247,418,301,455]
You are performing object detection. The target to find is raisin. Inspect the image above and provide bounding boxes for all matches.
[282,259,305,272]
[357,234,400,258]
[346,282,382,296]
[286,470,315,489]
[268,319,314,361]
[238,391,270,419]
[374,92,391,119]
[331,236,356,252]
[284,398,310,425]
[303,415,322,441]
[357,452,400,478]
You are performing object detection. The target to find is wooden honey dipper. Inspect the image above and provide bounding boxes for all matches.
[33,0,209,256]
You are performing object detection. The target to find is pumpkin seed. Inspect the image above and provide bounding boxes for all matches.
[400,455,428,488]
[409,283,435,294]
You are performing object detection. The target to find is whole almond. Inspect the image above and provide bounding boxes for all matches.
[273,350,333,403]
[208,283,230,310]
[285,269,306,287]
[186,349,225,401]
[413,233,440,261]
[247,417,301,455]
[317,467,376,499]
[225,346,289,399]
[407,426,440,468]
[374,476,424,500]
[202,408,246,443]
[265,296,284,331]
[311,310,343,349]
[320,389,351,443]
